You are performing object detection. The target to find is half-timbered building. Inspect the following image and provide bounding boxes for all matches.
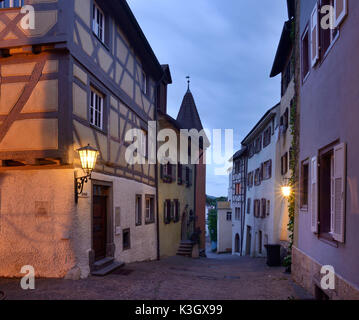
[0,0,166,278]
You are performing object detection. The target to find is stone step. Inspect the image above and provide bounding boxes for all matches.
[93,257,114,271]
[177,251,192,256]
[91,261,125,276]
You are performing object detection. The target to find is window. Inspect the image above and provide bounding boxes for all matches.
[248,142,255,158]
[185,167,192,187]
[235,207,240,220]
[254,168,261,186]
[258,231,262,254]
[177,163,183,185]
[0,0,24,8]
[160,163,175,183]
[235,183,241,195]
[164,199,171,224]
[123,229,131,250]
[174,200,180,222]
[234,160,241,174]
[320,0,338,59]
[226,212,232,221]
[311,142,346,243]
[281,153,288,175]
[135,195,142,226]
[263,127,271,148]
[247,172,254,188]
[254,200,261,218]
[142,71,148,95]
[145,195,155,224]
[261,199,266,218]
[90,88,104,129]
[254,135,262,154]
[301,161,309,209]
[266,200,270,216]
[92,2,105,42]
[247,198,251,214]
[263,160,272,180]
[301,26,310,80]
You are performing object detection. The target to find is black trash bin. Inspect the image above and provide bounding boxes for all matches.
[264,244,281,267]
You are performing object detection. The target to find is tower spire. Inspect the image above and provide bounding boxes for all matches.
[186,76,190,91]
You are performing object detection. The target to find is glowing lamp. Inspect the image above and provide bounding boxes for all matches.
[281,186,292,198]
[78,144,99,175]
[75,144,99,203]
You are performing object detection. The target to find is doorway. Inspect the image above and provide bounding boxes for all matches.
[235,233,240,253]
[92,182,113,262]
[245,226,252,256]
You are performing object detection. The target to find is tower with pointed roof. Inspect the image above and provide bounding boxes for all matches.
[176,82,207,254]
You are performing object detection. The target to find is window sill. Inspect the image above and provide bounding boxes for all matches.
[318,233,338,248]
[300,205,308,212]
[135,223,142,227]
[145,220,155,225]
[90,123,106,135]
[92,31,110,52]
[123,247,131,251]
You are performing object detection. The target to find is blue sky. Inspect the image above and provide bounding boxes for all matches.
[128,0,288,197]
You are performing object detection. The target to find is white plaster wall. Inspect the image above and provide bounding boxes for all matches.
[0,169,76,278]
[217,209,232,253]
[78,172,157,274]
[242,118,279,258]
[0,168,157,279]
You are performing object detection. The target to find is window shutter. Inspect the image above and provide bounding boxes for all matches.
[334,0,347,28]
[164,200,168,224]
[310,3,319,67]
[331,143,346,243]
[172,164,177,181]
[170,201,174,221]
[311,156,318,233]
[160,164,164,180]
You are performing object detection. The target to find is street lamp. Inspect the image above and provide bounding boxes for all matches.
[75,144,99,203]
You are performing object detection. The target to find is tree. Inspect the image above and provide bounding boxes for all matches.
[208,209,218,243]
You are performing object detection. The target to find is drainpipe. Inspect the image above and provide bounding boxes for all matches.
[154,72,166,261]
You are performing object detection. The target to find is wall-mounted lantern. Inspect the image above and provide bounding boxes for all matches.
[281,185,292,198]
[75,144,99,203]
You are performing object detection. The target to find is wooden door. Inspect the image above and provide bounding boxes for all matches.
[246,226,252,256]
[93,195,107,261]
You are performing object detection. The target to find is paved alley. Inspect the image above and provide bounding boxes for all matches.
[0,253,312,300]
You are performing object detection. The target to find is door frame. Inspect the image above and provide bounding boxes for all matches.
[89,179,115,269]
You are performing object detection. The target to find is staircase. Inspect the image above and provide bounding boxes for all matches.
[176,240,194,257]
[91,257,125,276]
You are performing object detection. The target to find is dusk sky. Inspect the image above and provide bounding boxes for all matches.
[128,0,288,197]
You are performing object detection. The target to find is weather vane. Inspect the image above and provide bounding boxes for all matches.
[186,76,190,90]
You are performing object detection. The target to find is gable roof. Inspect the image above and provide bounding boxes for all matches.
[241,103,280,145]
[270,20,293,78]
[176,89,204,132]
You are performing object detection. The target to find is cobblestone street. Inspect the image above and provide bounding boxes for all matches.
[0,250,312,300]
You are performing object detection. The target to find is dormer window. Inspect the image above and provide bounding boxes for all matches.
[92,2,105,43]
[0,0,24,8]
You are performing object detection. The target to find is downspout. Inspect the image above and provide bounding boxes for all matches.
[154,73,166,261]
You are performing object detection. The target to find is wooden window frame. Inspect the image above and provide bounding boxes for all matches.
[135,195,142,226]
[301,24,310,82]
[300,159,310,211]
[145,195,155,224]
[90,88,104,130]
[92,1,106,43]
